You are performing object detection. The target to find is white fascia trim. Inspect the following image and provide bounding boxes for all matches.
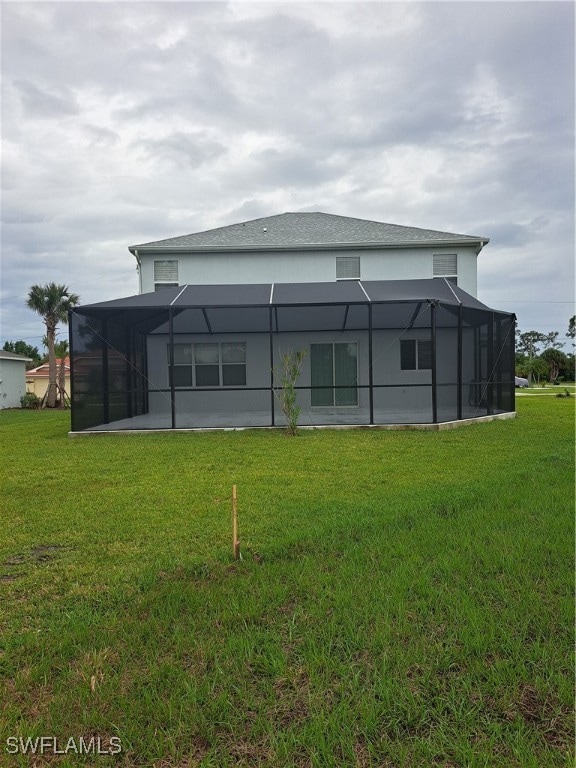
[129,239,489,254]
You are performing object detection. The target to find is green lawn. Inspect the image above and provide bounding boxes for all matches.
[0,399,573,767]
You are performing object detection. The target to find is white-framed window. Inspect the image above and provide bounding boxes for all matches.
[168,342,246,387]
[433,254,457,285]
[171,343,194,387]
[310,342,358,406]
[154,260,179,291]
[336,256,360,280]
[400,339,432,371]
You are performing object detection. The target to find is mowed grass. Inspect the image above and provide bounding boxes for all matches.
[0,399,573,767]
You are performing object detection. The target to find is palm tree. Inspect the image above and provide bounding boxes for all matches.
[27,284,79,408]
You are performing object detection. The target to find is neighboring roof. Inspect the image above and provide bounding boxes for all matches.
[0,350,32,362]
[26,357,70,377]
[76,279,495,313]
[129,212,489,253]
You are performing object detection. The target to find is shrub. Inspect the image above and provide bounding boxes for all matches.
[20,392,41,409]
[274,348,307,436]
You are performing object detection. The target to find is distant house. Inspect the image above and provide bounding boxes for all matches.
[129,212,489,298]
[26,357,70,401]
[0,351,32,409]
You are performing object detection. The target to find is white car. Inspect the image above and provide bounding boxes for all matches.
[515,376,529,388]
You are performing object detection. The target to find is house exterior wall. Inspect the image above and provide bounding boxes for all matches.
[138,246,478,297]
[145,326,468,425]
[26,374,71,398]
[0,358,28,408]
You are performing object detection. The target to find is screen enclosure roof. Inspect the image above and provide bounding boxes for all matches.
[72,279,512,335]
[77,278,499,312]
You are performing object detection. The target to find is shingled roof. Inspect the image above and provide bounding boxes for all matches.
[26,357,70,377]
[129,212,489,253]
[0,350,32,362]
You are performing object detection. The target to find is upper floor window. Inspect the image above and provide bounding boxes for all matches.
[433,254,457,285]
[336,256,360,281]
[154,260,179,291]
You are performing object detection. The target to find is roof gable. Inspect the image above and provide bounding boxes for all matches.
[26,357,70,376]
[129,212,489,253]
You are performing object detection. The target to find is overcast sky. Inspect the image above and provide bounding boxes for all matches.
[1,1,574,351]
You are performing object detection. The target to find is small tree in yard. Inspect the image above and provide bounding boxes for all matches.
[26,283,79,408]
[516,355,547,385]
[516,330,546,384]
[274,349,307,435]
[541,348,568,385]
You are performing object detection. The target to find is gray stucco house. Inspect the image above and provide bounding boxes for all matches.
[69,213,515,433]
[129,212,488,297]
[0,350,32,409]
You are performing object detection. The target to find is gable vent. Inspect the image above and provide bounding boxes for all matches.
[433,254,457,277]
[154,260,179,282]
[336,256,360,280]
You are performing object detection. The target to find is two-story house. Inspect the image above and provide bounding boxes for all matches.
[69,212,515,433]
[129,212,487,297]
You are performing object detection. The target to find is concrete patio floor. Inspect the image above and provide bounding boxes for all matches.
[71,406,513,434]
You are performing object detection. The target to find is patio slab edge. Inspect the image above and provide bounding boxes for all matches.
[68,411,516,436]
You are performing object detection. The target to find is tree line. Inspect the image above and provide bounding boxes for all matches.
[515,316,575,384]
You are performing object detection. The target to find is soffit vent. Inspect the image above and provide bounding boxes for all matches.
[433,254,457,276]
[336,256,360,280]
[154,260,179,282]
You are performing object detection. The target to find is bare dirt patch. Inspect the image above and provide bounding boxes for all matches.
[1,544,73,583]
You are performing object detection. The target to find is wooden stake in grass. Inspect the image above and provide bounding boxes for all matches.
[232,485,240,560]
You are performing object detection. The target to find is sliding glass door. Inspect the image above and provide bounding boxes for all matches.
[311,343,358,406]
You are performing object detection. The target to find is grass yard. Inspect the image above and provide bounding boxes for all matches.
[0,398,573,767]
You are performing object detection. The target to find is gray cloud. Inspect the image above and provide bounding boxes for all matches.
[240,147,344,188]
[133,131,227,170]
[13,79,79,118]
[82,124,120,146]
[1,209,46,225]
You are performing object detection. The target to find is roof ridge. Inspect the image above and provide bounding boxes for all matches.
[129,211,489,251]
